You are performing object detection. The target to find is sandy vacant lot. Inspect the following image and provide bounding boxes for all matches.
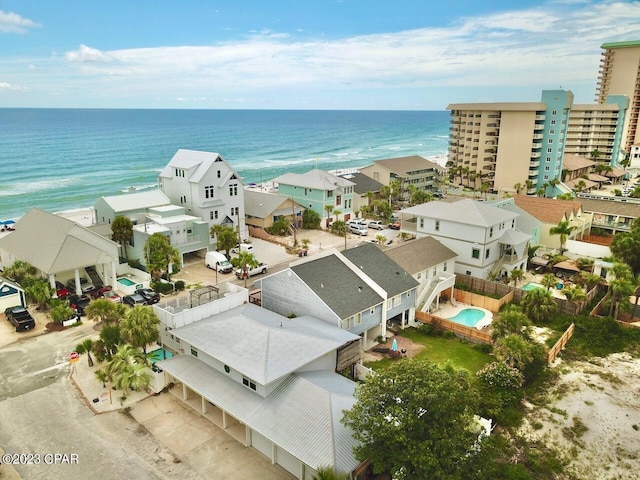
[519,353,640,480]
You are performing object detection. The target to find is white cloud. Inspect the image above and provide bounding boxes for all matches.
[0,10,40,34]
[65,44,117,63]
[0,81,28,92]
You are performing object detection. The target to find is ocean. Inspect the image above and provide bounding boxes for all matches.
[0,109,450,220]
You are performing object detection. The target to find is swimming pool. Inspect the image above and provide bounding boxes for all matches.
[147,348,173,363]
[522,282,545,291]
[117,277,135,286]
[447,308,486,328]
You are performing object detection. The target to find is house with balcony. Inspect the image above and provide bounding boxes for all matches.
[337,172,383,217]
[562,154,601,192]
[511,195,592,249]
[359,155,443,200]
[244,190,305,230]
[152,289,365,480]
[93,190,171,226]
[399,199,530,280]
[272,169,355,228]
[382,236,458,313]
[257,246,418,347]
[159,149,247,241]
[576,194,639,235]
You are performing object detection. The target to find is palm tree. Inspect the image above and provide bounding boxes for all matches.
[513,182,522,195]
[115,362,152,392]
[86,298,127,325]
[563,284,587,303]
[95,368,109,388]
[525,179,535,193]
[607,263,635,319]
[536,187,546,197]
[3,260,37,284]
[312,466,349,480]
[324,204,334,223]
[491,305,530,340]
[547,177,560,197]
[75,338,95,367]
[493,334,537,370]
[541,273,558,291]
[120,306,160,355]
[527,244,541,262]
[549,220,576,254]
[375,234,387,245]
[509,268,524,288]
[521,288,557,324]
[106,343,147,381]
[230,251,260,288]
[25,279,52,311]
[111,216,134,260]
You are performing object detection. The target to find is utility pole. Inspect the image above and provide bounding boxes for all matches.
[291,197,297,247]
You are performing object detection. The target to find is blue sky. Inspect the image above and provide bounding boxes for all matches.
[1,0,639,110]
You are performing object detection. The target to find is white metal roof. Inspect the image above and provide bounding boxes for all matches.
[97,190,170,213]
[401,198,518,227]
[272,169,355,191]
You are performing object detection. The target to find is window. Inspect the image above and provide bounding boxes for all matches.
[466,270,472,275]
[435,220,440,231]
[486,248,490,259]
[175,168,185,177]
[549,129,555,135]
[229,184,238,196]
[190,347,198,357]
[552,110,557,115]
[242,377,257,391]
[231,207,239,216]
[547,148,552,153]
[393,295,401,307]
[327,190,333,198]
[353,313,362,326]
[551,119,556,125]
[214,210,219,220]
[548,139,553,144]
[387,299,392,311]
[444,262,448,271]
[546,157,551,162]
[370,307,375,315]
[544,166,550,171]
[304,188,309,196]
[217,170,221,178]
[472,248,480,259]
[205,185,214,198]
[419,218,424,228]
[416,272,422,280]
[489,227,493,237]
[336,195,342,206]
[210,211,214,220]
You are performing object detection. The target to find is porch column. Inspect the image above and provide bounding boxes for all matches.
[73,269,81,295]
[222,411,228,429]
[380,301,388,340]
[111,261,118,289]
[182,383,187,401]
[48,274,57,298]
[245,426,250,447]
[201,396,207,414]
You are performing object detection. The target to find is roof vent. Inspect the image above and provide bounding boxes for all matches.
[358,286,362,292]
[320,283,324,288]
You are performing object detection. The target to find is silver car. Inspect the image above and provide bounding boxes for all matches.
[349,224,368,236]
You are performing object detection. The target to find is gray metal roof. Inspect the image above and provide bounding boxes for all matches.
[273,169,355,191]
[0,208,119,275]
[169,304,358,385]
[158,355,360,473]
[382,236,458,275]
[342,242,419,297]
[159,149,242,185]
[338,172,383,194]
[369,155,444,175]
[291,254,384,319]
[401,198,518,227]
[244,190,304,219]
[96,190,170,213]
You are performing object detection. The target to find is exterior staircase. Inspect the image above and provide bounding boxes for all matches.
[85,266,103,288]
[417,272,456,312]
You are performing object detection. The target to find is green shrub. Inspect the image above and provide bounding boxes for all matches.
[151,281,173,295]
[128,258,145,271]
[265,217,291,236]
[174,280,185,291]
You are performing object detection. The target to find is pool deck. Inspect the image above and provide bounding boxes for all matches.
[436,302,493,330]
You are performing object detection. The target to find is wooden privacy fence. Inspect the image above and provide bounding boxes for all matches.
[415,310,493,344]
[547,323,575,365]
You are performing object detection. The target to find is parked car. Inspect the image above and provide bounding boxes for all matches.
[123,293,147,307]
[205,251,234,273]
[55,281,70,299]
[66,276,94,294]
[102,290,122,303]
[235,263,268,279]
[368,220,385,230]
[389,221,401,230]
[91,285,112,299]
[135,288,160,305]
[68,294,91,316]
[4,305,36,332]
[349,224,369,236]
[231,243,254,254]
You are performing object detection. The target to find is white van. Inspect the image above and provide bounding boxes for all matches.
[231,243,254,254]
[205,251,233,273]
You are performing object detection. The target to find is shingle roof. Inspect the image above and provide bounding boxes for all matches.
[273,169,355,191]
[577,196,640,218]
[382,236,458,275]
[244,190,303,219]
[401,198,518,227]
[169,304,358,385]
[563,154,595,171]
[159,356,360,473]
[337,172,383,194]
[512,195,583,224]
[291,255,384,319]
[486,199,543,235]
[342,242,418,296]
[371,155,443,175]
[565,178,598,190]
[0,208,119,274]
[97,190,171,213]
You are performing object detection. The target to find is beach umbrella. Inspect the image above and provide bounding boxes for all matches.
[391,338,398,352]
[0,220,15,225]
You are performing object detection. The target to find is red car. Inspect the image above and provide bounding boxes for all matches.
[102,290,122,303]
[91,285,113,299]
[55,281,70,299]
[389,222,401,230]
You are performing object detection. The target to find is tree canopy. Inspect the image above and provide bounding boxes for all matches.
[342,359,482,480]
[549,220,576,254]
[210,224,238,256]
[120,305,160,354]
[111,216,134,260]
[230,251,260,287]
[302,209,321,229]
[610,218,640,275]
[144,232,180,280]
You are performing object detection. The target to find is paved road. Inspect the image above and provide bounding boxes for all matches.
[0,325,200,480]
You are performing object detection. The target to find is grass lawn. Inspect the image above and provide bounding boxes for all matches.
[365,327,493,375]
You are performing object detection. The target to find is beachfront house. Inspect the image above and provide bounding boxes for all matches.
[93,190,171,226]
[0,208,120,296]
[153,298,366,480]
[359,155,444,199]
[382,236,458,313]
[337,172,383,218]
[272,169,355,228]
[257,246,418,347]
[399,198,531,280]
[243,190,305,230]
[487,197,544,246]
[577,194,639,235]
[159,149,248,241]
[511,195,592,250]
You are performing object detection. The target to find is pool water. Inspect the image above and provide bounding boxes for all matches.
[147,348,173,362]
[522,282,545,291]
[117,277,135,286]
[447,308,485,328]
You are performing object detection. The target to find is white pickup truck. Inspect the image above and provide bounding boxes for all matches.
[235,263,268,278]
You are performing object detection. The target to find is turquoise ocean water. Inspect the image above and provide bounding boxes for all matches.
[0,109,450,220]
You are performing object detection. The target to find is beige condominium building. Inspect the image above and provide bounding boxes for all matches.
[596,40,640,153]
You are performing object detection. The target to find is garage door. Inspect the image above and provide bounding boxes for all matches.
[250,430,272,460]
[276,446,302,479]
[0,286,22,312]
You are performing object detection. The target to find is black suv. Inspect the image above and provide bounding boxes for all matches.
[123,293,147,307]
[4,306,36,332]
[135,288,160,305]
[68,294,91,316]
